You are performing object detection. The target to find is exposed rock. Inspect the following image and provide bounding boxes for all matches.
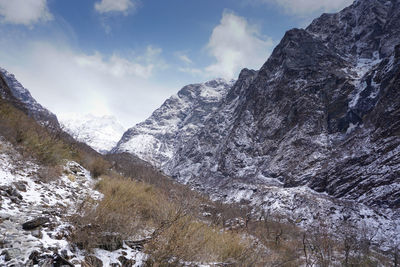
[39,258,54,267]
[22,217,50,230]
[84,255,103,267]
[118,256,135,267]
[13,181,27,192]
[160,0,400,209]
[1,250,11,262]
[0,185,23,200]
[124,239,147,251]
[1,248,21,262]
[53,253,74,267]
[28,250,40,265]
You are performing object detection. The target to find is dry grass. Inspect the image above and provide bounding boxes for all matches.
[70,174,263,265]
[70,174,176,250]
[146,215,256,265]
[0,98,110,179]
[0,100,73,166]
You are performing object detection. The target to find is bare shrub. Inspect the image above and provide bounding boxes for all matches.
[87,157,110,178]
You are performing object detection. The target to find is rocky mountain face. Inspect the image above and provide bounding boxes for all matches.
[60,114,125,154]
[166,0,400,207]
[115,0,400,246]
[0,68,60,129]
[113,78,234,166]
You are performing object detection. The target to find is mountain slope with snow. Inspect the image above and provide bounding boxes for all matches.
[113,78,235,166]
[60,114,125,154]
[0,68,60,129]
[166,0,400,208]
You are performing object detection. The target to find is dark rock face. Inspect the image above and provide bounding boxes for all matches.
[162,0,400,209]
[22,217,49,230]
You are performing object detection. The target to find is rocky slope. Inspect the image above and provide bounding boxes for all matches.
[60,114,125,154]
[115,0,400,248]
[0,68,60,129]
[113,78,234,166]
[0,138,146,266]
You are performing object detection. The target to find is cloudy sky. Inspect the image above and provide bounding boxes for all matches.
[0,0,353,127]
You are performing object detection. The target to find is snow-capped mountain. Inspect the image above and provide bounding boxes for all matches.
[114,0,400,247]
[113,78,235,166]
[0,68,59,128]
[60,114,125,154]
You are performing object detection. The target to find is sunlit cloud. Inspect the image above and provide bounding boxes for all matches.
[205,11,274,79]
[0,0,52,27]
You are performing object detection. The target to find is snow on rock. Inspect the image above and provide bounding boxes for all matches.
[113,78,235,166]
[60,113,126,154]
[208,180,400,251]
[0,138,145,266]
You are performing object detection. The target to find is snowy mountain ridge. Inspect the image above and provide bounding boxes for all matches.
[60,114,125,154]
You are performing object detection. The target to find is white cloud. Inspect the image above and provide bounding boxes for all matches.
[175,52,193,65]
[257,0,353,16]
[205,11,274,80]
[95,0,136,14]
[0,41,171,127]
[75,47,161,79]
[0,0,52,26]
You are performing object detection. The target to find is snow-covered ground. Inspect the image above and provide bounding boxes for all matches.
[0,139,146,266]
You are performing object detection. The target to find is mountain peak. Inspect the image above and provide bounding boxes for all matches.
[60,113,125,154]
[113,78,233,166]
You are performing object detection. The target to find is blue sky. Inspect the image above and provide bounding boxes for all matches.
[0,0,353,127]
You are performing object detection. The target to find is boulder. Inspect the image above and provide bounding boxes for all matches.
[13,181,27,192]
[22,217,49,230]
